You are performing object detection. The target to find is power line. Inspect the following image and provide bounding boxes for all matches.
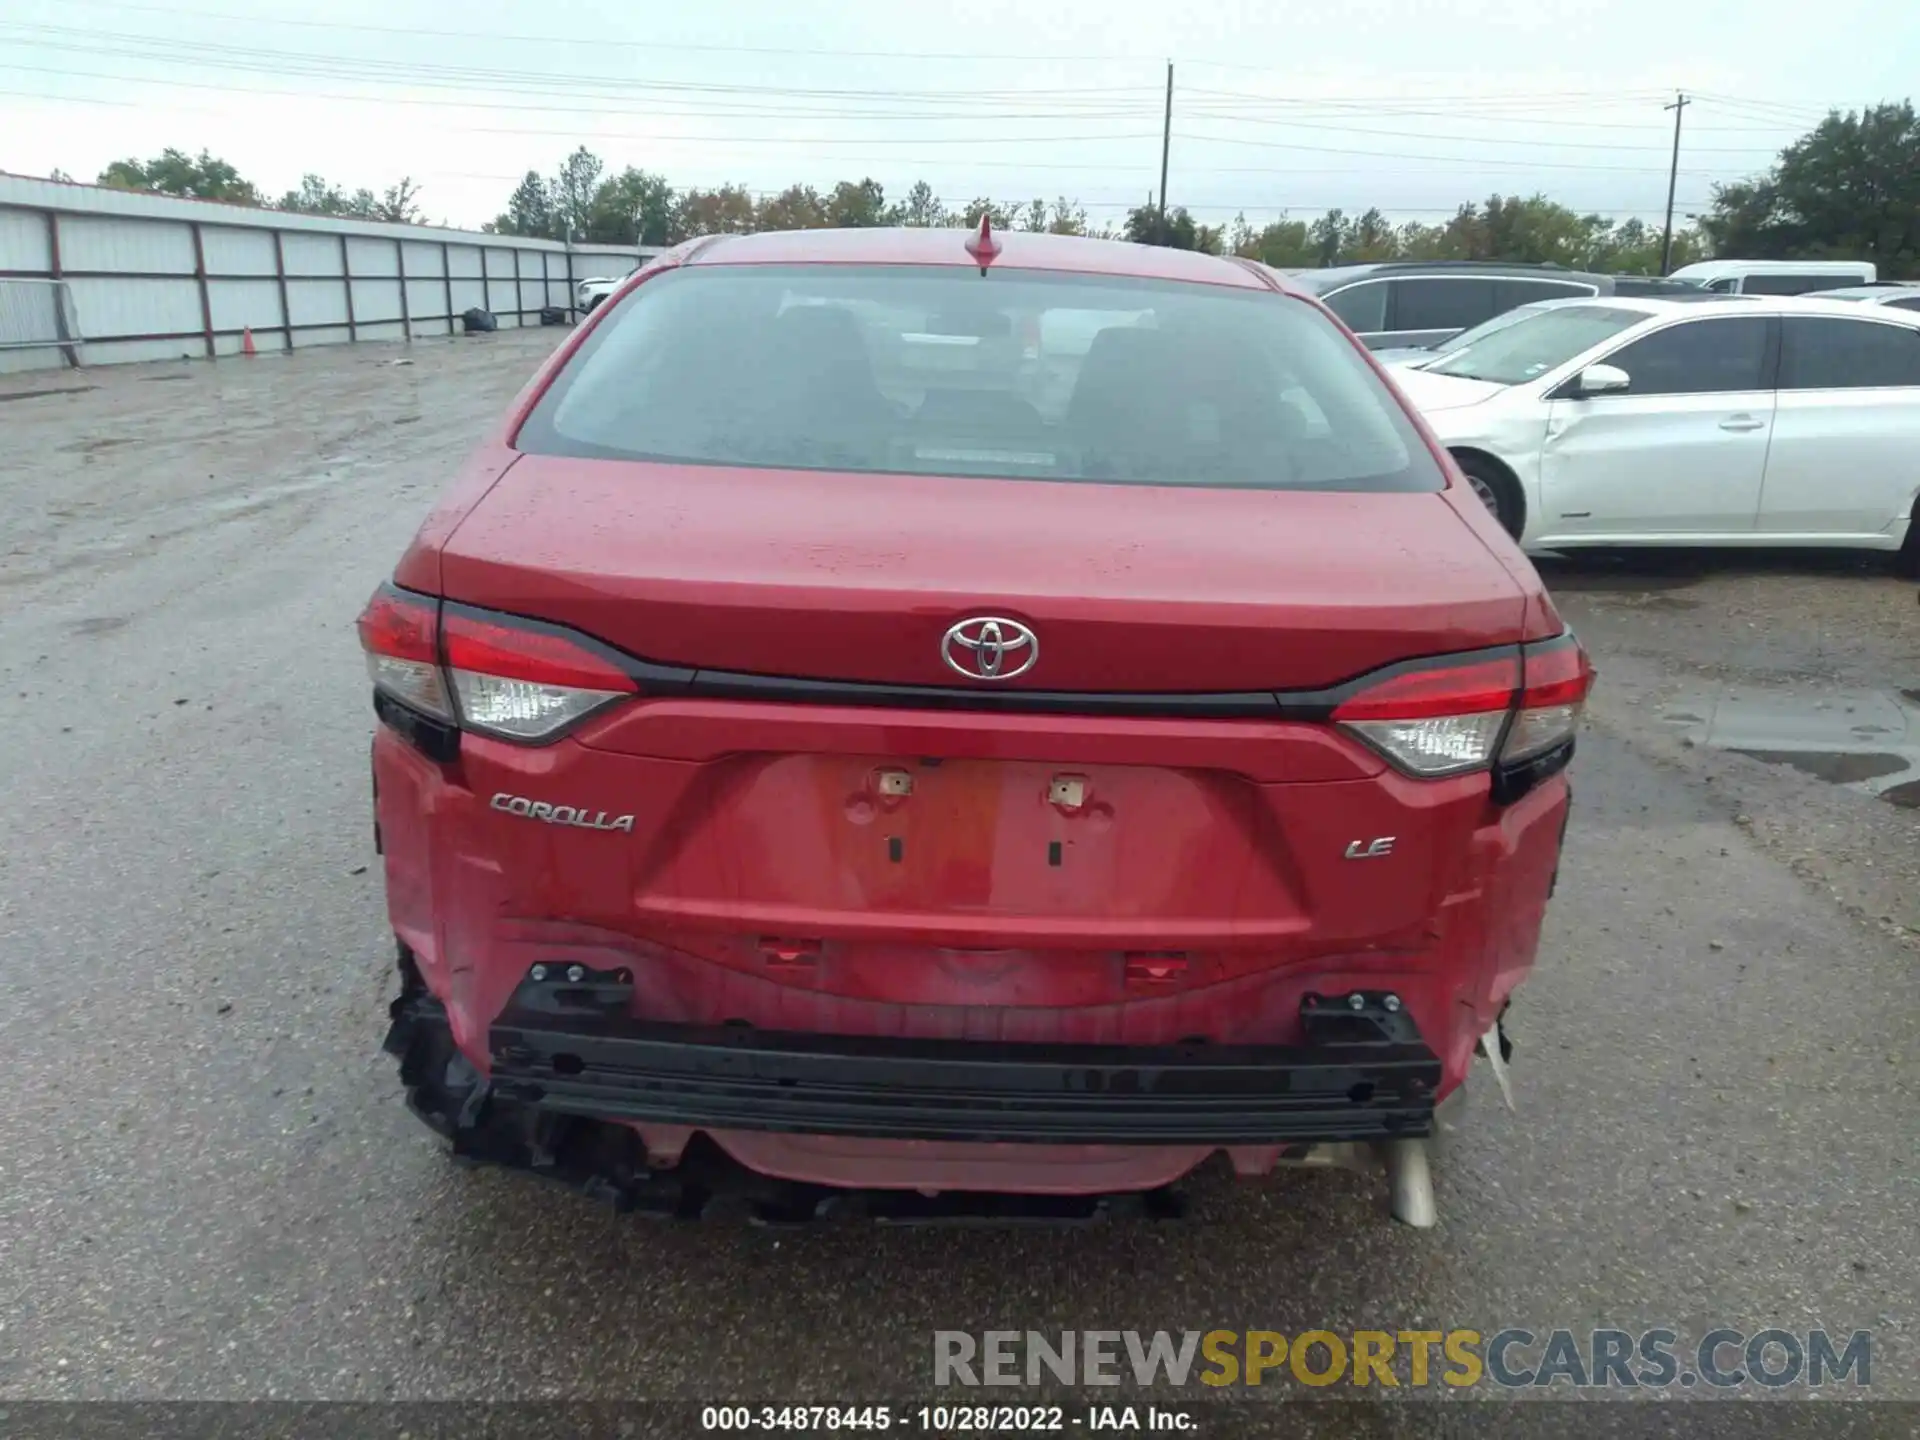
[0,24,1157,102]
[1183,93,1800,135]
[1174,105,1782,154]
[39,0,1160,64]
[0,64,1162,123]
[1171,130,1726,174]
[10,4,1881,134]
[1688,91,1839,124]
[1182,85,1679,113]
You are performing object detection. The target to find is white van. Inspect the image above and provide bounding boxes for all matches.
[1669,259,1877,295]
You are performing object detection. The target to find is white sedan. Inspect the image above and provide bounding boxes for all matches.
[1387,294,1920,574]
[575,274,631,314]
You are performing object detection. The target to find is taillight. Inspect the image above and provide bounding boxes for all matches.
[355,586,638,745]
[1330,638,1593,780]
[1501,637,1594,762]
[441,605,636,740]
[356,586,452,721]
[1332,654,1519,777]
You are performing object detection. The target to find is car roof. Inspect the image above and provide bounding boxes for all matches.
[1803,284,1918,300]
[1287,259,1602,290]
[1688,295,1920,327]
[1521,293,1920,323]
[682,226,1280,291]
[1670,259,1873,277]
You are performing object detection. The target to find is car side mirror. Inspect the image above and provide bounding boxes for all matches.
[1574,363,1631,396]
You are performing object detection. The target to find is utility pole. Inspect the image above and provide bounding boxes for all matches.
[1157,61,1173,243]
[1660,91,1689,274]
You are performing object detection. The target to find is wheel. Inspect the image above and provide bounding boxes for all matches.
[1452,452,1523,539]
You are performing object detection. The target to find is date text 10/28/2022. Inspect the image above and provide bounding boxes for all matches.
[701,1406,1195,1432]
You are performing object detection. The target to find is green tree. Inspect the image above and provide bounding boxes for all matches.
[887,181,947,227]
[671,184,757,241]
[957,197,1016,230]
[98,148,261,205]
[1701,101,1920,276]
[1583,215,1704,272]
[1238,217,1314,267]
[373,177,423,225]
[825,178,887,227]
[550,146,604,241]
[1395,220,1451,259]
[278,173,350,216]
[1476,193,1596,266]
[587,167,674,244]
[1349,208,1397,261]
[755,184,828,231]
[493,171,552,237]
[1124,202,1206,249]
[1044,198,1089,236]
[1307,209,1349,265]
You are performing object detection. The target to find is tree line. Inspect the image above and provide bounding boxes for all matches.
[484,147,1092,248]
[88,149,427,224]
[73,100,1919,277]
[485,146,1698,273]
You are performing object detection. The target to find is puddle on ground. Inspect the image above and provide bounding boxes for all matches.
[1660,689,1920,807]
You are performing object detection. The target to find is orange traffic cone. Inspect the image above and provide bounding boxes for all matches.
[242,327,256,357]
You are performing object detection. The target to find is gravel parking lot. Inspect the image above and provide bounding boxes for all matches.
[1,334,1915,1410]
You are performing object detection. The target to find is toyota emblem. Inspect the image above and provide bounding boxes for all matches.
[942,616,1038,681]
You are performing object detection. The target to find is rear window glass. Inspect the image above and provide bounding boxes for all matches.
[517,264,1442,493]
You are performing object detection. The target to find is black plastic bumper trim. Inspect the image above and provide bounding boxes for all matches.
[484,985,1440,1145]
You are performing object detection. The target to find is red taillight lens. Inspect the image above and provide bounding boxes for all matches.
[1332,654,1519,776]
[1330,656,1520,722]
[1501,638,1595,762]
[355,586,638,743]
[356,587,452,721]
[440,606,636,741]
[1328,641,1594,779]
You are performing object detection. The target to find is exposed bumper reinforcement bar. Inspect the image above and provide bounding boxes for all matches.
[487,1021,1436,1159]
[487,965,1439,1145]
[383,957,1443,1223]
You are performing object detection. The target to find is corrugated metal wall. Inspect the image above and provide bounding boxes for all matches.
[0,175,662,373]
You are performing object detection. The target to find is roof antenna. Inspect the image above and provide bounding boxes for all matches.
[963,213,1000,273]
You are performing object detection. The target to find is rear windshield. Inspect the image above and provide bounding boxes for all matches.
[516,264,1443,493]
[1422,303,1648,385]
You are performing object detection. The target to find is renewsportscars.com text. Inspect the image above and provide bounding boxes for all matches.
[932,1328,1871,1390]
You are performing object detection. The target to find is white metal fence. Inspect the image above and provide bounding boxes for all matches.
[0,277,81,364]
[0,174,663,373]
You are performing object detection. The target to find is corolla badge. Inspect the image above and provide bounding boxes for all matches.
[941,616,1038,681]
[490,793,635,833]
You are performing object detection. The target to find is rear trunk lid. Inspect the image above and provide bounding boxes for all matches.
[439,455,1525,692]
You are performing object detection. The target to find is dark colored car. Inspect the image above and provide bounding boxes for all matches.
[1288,260,1703,352]
[359,226,1591,1229]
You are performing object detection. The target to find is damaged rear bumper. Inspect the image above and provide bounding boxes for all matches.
[478,966,1441,1145]
[386,962,1442,1217]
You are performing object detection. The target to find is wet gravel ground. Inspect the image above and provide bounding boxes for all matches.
[0,335,1915,1418]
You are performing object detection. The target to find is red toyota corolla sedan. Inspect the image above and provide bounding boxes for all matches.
[359,224,1589,1228]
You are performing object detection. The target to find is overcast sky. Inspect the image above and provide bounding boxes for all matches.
[2,0,1913,234]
